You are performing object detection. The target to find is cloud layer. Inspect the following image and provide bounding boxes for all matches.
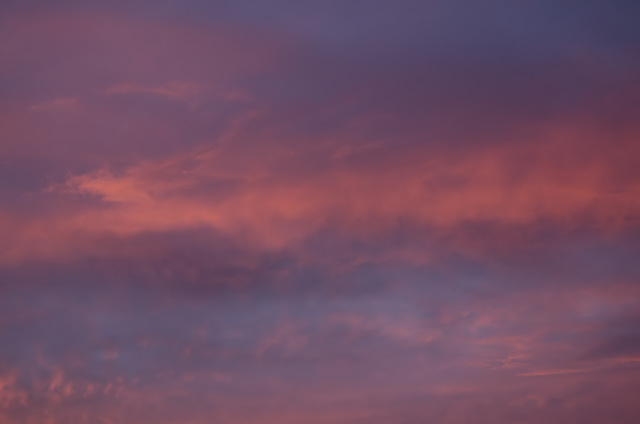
[1,1,640,423]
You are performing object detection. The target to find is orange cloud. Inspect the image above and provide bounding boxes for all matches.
[1,120,638,264]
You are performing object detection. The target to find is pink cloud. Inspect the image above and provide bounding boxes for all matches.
[1,119,635,264]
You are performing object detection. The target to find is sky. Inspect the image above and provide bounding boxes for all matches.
[1,1,640,423]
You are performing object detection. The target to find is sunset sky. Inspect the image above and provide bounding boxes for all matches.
[1,1,640,423]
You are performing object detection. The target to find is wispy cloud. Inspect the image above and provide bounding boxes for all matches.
[517,368,594,377]
[105,82,203,100]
